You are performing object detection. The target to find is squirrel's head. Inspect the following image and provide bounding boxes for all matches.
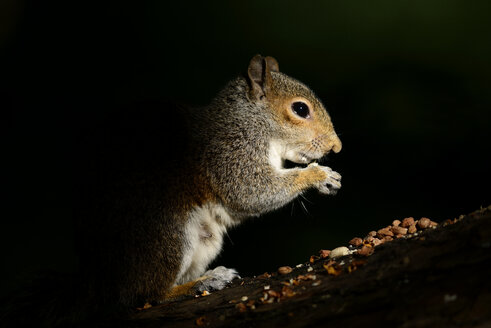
[246,54,342,166]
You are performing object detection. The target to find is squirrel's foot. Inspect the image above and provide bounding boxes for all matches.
[315,165,342,195]
[194,266,240,293]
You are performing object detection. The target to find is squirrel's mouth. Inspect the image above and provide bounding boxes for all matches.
[298,152,316,163]
[283,153,318,169]
[269,140,324,171]
[283,159,309,169]
[282,150,332,170]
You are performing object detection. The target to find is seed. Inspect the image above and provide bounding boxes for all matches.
[401,217,415,228]
[357,245,373,256]
[278,266,293,275]
[391,226,408,235]
[382,236,393,242]
[372,238,382,246]
[329,246,350,259]
[235,303,247,312]
[408,224,417,234]
[377,227,394,237]
[349,237,363,247]
[418,217,431,229]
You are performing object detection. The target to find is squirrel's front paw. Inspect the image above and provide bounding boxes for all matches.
[314,164,341,195]
[194,266,240,293]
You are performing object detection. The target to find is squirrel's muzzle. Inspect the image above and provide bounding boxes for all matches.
[328,134,342,153]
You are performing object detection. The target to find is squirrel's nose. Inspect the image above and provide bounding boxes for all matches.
[329,135,342,153]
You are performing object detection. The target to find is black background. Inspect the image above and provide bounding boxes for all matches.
[2,0,491,298]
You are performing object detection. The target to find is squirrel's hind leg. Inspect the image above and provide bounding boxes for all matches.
[195,266,240,292]
[164,266,239,301]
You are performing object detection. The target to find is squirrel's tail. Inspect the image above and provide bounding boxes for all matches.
[0,271,118,328]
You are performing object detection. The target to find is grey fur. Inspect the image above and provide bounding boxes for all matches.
[186,72,342,217]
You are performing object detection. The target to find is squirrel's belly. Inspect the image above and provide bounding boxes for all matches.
[174,203,236,285]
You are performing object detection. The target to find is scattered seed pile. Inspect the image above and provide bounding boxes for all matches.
[344,216,440,257]
[215,214,468,318]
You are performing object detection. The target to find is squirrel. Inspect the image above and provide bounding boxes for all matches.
[1,55,342,326]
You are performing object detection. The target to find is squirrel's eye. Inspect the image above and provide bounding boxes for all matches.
[291,101,310,119]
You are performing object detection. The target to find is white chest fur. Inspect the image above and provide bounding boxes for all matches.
[174,203,237,285]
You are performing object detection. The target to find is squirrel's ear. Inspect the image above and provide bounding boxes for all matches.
[247,55,279,101]
[265,56,279,73]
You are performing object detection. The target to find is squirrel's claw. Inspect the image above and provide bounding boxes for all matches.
[317,166,342,195]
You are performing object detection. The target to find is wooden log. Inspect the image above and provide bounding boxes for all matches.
[112,206,491,328]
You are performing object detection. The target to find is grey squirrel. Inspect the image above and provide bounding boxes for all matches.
[2,55,342,326]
